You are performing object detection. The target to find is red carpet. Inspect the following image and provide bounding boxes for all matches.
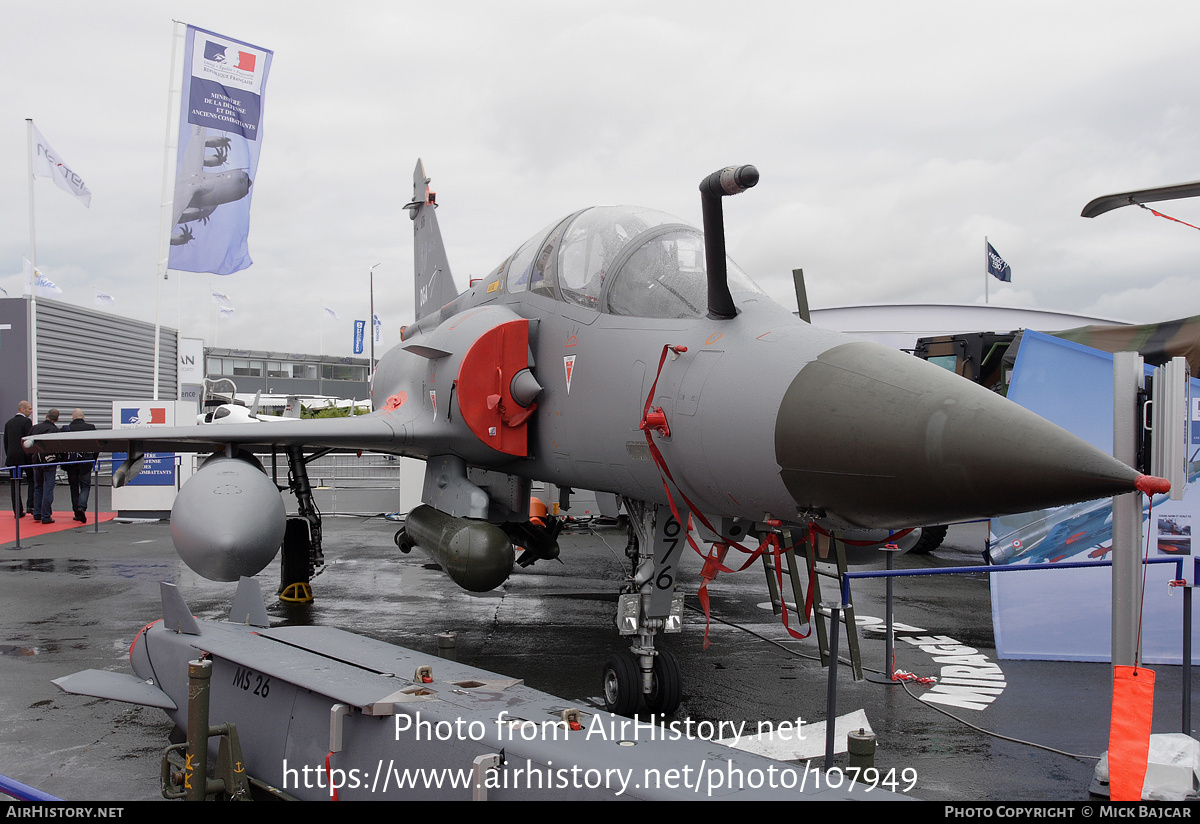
[1,511,117,545]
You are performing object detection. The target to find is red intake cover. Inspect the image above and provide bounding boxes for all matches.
[456,319,533,456]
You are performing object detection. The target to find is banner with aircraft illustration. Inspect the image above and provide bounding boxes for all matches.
[168,25,273,275]
[990,330,1200,663]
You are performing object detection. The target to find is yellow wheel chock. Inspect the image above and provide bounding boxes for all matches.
[279,582,314,604]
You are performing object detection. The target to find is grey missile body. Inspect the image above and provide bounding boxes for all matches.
[52,579,900,801]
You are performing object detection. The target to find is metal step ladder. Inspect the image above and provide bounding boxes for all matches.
[761,528,864,680]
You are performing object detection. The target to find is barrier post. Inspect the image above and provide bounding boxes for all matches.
[12,466,21,549]
[91,459,99,533]
[823,600,842,768]
[865,545,901,685]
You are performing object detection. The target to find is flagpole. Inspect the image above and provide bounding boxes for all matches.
[26,121,37,271]
[26,120,39,418]
[369,262,380,375]
[153,21,184,401]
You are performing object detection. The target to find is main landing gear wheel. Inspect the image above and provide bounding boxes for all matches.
[279,518,314,603]
[645,647,681,715]
[602,651,641,716]
[910,524,948,554]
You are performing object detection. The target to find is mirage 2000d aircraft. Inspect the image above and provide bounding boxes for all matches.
[28,160,1169,716]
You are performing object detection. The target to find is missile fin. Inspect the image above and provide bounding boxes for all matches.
[229,576,271,628]
[160,582,201,636]
[52,669,177,710]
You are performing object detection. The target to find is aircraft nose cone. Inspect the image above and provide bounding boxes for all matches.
[775,341,1143,529]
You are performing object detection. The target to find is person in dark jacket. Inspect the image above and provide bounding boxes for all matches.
[29,408,61,524]
[65,408,97,522]
[4,400,34,518]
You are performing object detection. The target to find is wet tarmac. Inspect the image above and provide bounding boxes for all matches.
[1,486,1197,802]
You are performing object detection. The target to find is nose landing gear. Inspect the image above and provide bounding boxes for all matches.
[602,500,685,716]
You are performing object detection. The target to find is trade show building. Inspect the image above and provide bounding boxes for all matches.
[0,296,371,427]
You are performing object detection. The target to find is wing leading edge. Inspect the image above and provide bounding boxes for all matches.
[24,412,409,456]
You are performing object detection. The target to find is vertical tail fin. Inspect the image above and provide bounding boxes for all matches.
[405,159,459,321]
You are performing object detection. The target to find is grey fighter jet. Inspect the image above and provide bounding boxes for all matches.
[27,160,1168,716]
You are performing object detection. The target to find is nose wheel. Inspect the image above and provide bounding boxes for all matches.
[602,647,682,716]
[602,651,641,716]
[645,647,681,714]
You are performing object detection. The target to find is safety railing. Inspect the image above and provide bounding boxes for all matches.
[7,455,184,549]
[818,555,1194,768]
[253,452,408,488]
[0,771,61,802]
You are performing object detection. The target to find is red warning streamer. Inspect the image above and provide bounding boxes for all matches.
[1109,665,1155,801]
[1107,485,1162,801]
[1137,202,1200,232]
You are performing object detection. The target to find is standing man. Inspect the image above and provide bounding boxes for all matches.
[4,400,33,518]
[30,408,61,524]
[65,408,96,522]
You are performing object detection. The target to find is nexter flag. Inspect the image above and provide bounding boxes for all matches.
[168,25,272,275]
[30,124,92,208]
[987,242,1012,283]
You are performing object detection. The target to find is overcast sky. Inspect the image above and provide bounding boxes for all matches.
[4,1,1200,357]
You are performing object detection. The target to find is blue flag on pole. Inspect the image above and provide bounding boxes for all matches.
[987,242,1012,282]
[353,320,366,354]
[168,26,273,275]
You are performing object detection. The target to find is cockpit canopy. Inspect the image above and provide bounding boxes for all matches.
[494,206,765,318]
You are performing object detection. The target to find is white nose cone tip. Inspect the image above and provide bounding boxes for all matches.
[170,457,286,581]
[776,341,1162,530]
